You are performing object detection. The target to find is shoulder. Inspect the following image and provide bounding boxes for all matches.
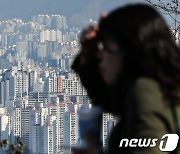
[131,76,162,99]
[133,76,160,89]
[127,77,168,112]
[125,76,176,133]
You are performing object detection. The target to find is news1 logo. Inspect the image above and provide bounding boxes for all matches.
[119,134,179,152]
[159,134,179,151]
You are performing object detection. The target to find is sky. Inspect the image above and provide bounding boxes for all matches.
[0,0,174,26]
[0,0,146,20]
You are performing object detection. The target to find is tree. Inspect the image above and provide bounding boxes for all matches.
[145,0,180,42]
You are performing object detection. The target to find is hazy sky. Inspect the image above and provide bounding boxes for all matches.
[0,0,174,26]
[0,0,147,20]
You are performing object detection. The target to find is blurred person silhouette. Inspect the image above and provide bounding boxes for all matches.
[71,3,180,154]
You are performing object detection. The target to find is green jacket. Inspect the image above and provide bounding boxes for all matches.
[71,55,180,154]
[108,77,179,154]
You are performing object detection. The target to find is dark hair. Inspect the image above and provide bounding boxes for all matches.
[98,4,180,105]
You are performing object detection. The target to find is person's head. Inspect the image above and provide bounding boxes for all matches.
[97,4,180,104]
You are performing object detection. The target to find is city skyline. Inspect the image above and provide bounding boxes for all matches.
[0,0,146,27]
[0,1,176,153]
[0,8,119,153]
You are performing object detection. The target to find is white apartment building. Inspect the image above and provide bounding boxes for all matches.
[62,76,87,96]
[102,113,114,148]
[0,115,9,141]
[9,71,29,99]
[63,111,78,150]
[41,115,56,154]
[0,79,9,106]
[29,106,57,154]
[44,74,58,94]
[11,107,21,144]
[21,107,32,149]
[40,30,62,42]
